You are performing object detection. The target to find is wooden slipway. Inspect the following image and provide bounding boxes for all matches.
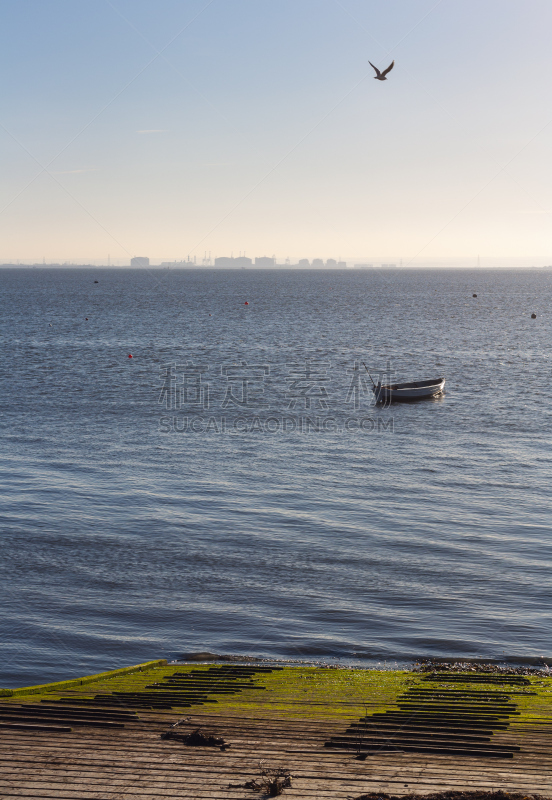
[1,659,551,798]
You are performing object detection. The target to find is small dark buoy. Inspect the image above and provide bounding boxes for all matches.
[472,293,477,298]
[94,280,99,283]
[85,317,88,321]
[209,313,212,316]
[48,323,52,327]
[531,313,537,319]
[244,301,249,305]
[128,354,133,358]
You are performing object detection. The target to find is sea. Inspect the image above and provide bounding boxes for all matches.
[1,267,551,688]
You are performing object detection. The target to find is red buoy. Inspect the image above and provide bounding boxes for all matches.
[244,301,249,305]
[128,354,133,358]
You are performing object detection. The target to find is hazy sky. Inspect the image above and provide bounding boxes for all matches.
[2,0,552,263]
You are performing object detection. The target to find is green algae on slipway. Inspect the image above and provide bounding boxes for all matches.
[1,660,551,725]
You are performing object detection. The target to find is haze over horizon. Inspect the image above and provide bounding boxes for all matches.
[2,0,552,263]
[3,257,552,269]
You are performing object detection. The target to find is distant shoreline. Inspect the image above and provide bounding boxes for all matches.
[1,264,551,271]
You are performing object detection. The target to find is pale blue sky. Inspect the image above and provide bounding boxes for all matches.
[2,0,552,263]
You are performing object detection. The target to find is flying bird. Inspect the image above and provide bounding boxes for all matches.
[369,60,394,81]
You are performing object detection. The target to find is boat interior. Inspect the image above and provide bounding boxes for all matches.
[379,377,445,390]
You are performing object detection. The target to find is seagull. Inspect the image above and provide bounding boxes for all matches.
[369,60,394,81]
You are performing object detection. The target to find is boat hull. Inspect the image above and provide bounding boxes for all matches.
[373,377,445,403]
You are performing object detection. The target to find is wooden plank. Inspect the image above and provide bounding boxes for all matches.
[0,723,72,732]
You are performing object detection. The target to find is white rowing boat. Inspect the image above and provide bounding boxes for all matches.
[373,377,445,404]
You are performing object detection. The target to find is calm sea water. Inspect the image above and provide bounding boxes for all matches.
[1,267,551,687]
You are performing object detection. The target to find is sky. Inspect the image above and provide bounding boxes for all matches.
[2,0,552,264]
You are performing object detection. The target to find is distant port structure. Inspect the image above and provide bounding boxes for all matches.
[151,256,397,269]
[130,256,149,267]
[214,256,255,268]
[0,256,402,269]
[155,256,353,268]
[207,256,349,268]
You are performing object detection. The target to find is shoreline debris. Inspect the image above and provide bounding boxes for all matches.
[228,762,292,796]
[161,721,230,751]
[414,659,550,676]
